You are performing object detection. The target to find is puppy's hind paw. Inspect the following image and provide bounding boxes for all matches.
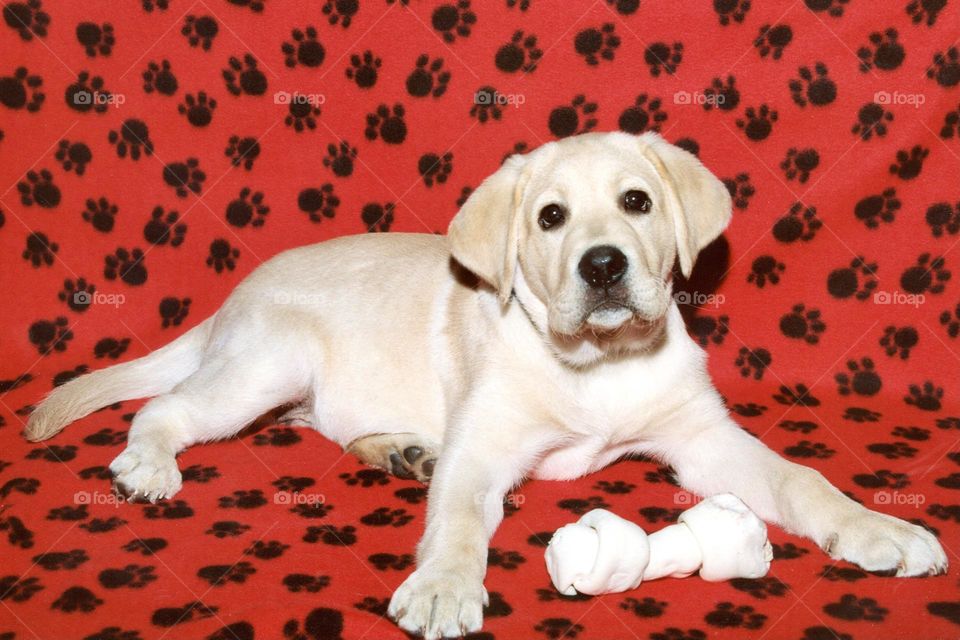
[347,432,439,484]
[109,445,182,503]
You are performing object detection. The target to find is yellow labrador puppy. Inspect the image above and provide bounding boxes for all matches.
[26,132,946,639]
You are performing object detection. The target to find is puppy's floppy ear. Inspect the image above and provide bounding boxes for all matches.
[447,154,529,304]
[640,132,732,278]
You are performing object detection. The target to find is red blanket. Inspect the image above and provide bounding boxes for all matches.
[2,1,959,638]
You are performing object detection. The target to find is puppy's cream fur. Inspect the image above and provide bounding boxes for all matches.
[26,132,947,640]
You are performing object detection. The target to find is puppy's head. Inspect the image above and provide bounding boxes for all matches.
[448,131,731,363]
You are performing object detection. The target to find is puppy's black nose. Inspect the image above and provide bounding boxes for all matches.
[578,245,627,288]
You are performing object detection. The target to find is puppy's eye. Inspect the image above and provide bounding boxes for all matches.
[538,204,566,230]
[623,190,652,213]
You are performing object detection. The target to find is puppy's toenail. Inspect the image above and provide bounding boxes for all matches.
[421,458,436,477]
[403,446,423,463]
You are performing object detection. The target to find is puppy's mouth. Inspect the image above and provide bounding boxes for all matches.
[583,300,636,333]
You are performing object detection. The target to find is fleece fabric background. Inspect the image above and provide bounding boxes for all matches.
[2,0,960,639]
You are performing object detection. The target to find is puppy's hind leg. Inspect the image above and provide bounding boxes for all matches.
[111,351,308,502]
[347,433,441,484]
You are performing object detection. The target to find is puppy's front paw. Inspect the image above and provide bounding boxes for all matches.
[388,566,487,639]
[823,510,947,576]
[109,445,182,503]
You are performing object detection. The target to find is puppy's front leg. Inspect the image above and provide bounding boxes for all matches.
[651,404,947,577]
[388,408,551,639]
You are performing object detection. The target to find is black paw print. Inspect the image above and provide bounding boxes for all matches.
[828,256,879,300]
[907,0,946,25]
[618,94,667,134]
[705,602,765,629]
[736,104,777,141]
[431,0,475,42]
[17,169,60,207]
[755,23,792,59]
[182,15,218,50]
[735,347,771,380]
[854,188,899,229]
[773,383,820,407]
[905,381,943,411]
[548,94,598,138]
[488,548,526,570]
[471,86,505,123]
[298,185,340,222]
[419,152,452,187]
[252,427,301,446]
[163,158,205,197]
[99,564,156,589]
[340,468,389,487]
[785,440,835,459]
[207,239,239,273]
[94,336,130,359]
[108,119,154,160]
[323,141,356,177]
[575,23,619,65]
[283,573,330,593]
[773,202,820,242]
[747,255,784,288]
[28,316,72,354]
[360,507,414,527]
[368,552,415,571]
[82,197,118,233]
[303,524,357,546]
[282,27,324,68]
[852,102,893,140]
[0,67,44,112]
[198,561,256,586]
[55,140,92,175]
[228,0,264,12]
[941,304,960,338]
[928,47,960,88]
[285,99,319,132]
[857,29,905,72]
[66,71,112,113]
[779,419,817,434]
[496,30,542,73]
[731,402,766,417]
[901,253,949,295]
[889,145,928,180]
[805,0,848,17]
[225,135,260,170]
[594,479,635,494]
[142,60,177,95]
[714,0,751,25]
[644,41,682,76]
[181,464,218,484]
[22,231,58,267]
[824,594,888,621]
[365,103,406,143]
[345,50,381,88]
[723,173,755,210]
[773,542,809,560]
[852,469,910,490]
[406,54,450,97]
[218,489,267,509]
[51,586,102,612]
[844,407,882,422]
[880,325,918,358]
[4,0,49,40]
[638,506,683,525]
[144,206,186,246]
[926,201,960,237]
[703,75,740,111]
[361,202,394,232]
[225,188,268,228]
[159,297,190,328]
[178,91,216,127]
[34,549,89,570]
[620,596,667,617]
[76,22,114,57]
[605,0,640,14]
[789,63,837,107]
[534,618,583,639]
[557,495,610,516]
[104,248,147,286]
[781,147,819,183]
[730,576,789,599]
[780,304,825,344]
[835,358,882,397]
[57,278,97,313]
[689,314,729,346]
[323,0,359,28]
[892,425,930,441]
[223,53,267,96]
